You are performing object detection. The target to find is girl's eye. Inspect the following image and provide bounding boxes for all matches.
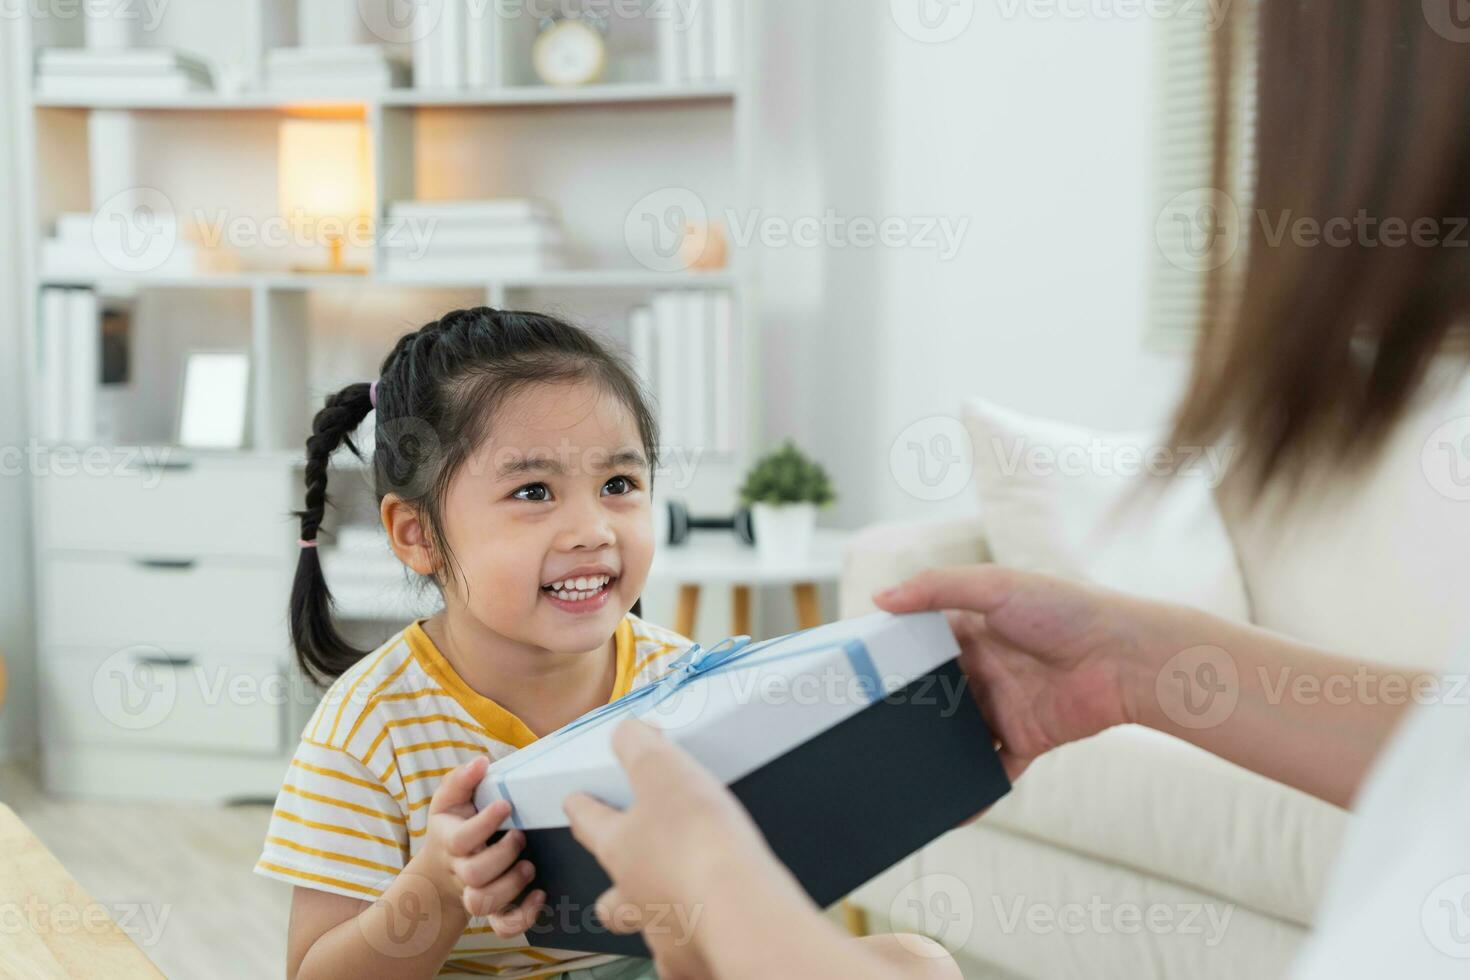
[603,475,638,496]
[513,483,551,502]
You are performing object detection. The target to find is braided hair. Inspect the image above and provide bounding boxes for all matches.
[289,307,660,686]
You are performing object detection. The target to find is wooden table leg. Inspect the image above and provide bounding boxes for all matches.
[792,582,822,629]
[731,585,752,636]
[675,584,701,639]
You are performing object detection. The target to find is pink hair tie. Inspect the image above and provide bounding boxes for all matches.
[298,539,319,549]
[369,380,379,408]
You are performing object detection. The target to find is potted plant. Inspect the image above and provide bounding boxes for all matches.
[738,440,836,563]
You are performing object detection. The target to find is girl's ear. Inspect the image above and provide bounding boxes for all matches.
[381,494,439,577]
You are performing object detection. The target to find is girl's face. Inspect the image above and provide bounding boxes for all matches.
[436,379,655,655]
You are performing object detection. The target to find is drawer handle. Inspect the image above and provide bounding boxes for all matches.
[133,653,197,668]
[134,558,197,571]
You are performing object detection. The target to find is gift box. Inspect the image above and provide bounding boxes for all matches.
[474,610,1011,956]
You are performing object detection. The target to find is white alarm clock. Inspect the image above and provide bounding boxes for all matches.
[532,14,609,87]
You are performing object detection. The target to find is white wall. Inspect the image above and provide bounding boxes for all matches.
[752,1,1190,532]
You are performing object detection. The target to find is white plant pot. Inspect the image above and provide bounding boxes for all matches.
[751,502,817,564]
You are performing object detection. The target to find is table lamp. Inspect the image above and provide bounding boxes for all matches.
[278,118,371,274]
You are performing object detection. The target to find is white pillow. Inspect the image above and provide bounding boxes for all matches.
[961,397,1252,622]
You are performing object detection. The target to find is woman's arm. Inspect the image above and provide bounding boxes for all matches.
[876,565,1428,808]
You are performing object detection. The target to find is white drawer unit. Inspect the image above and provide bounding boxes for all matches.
[35,453,312,802]
[43,646,288,755]
[37,452,297,559]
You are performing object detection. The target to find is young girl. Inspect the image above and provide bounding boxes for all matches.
[254,308,695,980]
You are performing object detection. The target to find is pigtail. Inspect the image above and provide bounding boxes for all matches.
[290,382,376,685]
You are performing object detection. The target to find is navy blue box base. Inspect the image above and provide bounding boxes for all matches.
[517,657,1010,957]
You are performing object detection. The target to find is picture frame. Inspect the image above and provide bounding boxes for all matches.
[176,349,252,450]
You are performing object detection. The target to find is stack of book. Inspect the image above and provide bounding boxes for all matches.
[381,199,567,280]
[266,45,409,94]
[34,48,213,98]
[413,1,498,90]
[660,0,739,85]
[41,210,199,279]
[627,290,737,455]
[36,288,99,444]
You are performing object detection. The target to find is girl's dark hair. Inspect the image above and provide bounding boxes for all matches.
[289,307,660,686]
[1172,2,1470,492]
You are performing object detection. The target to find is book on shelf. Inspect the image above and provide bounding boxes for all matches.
[387,198,559,224]
[465,0,497,89]
[42,210,198,279]
[35,47,214,98]
[382,219,565,251]
[637,288,738,455]
[660,0,739,85]
[439,0,464,89]
[265,45,409,92]
[36,288,99,445]
[380,251,568,280]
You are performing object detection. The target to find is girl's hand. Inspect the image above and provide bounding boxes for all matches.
[421,757,547,937]
[875,564,1175,781]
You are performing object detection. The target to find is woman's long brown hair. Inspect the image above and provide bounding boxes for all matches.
[1171,1,1470,491]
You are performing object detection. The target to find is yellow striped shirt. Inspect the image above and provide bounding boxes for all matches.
[254,613,693,978]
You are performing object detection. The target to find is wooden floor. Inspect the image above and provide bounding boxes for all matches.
[0,758,288,979]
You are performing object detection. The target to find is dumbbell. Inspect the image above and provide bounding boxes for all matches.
[660,499,756,546]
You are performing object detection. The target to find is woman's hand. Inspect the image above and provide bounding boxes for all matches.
[875,565,1171,780]
[563,720,816,979]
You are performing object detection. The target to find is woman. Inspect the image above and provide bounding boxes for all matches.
[561,3,1470,978]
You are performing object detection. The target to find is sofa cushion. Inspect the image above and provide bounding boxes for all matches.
[982,724,1346,928]
[1220,372,1470,671]
[961,397,1252,623]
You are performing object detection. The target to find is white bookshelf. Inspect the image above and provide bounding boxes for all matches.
[13,0,758,801]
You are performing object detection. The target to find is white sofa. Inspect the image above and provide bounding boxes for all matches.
[840,388,1470,979]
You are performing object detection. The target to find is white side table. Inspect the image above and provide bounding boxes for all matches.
[646,528,852,638]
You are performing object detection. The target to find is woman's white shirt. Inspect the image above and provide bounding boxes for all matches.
[1293,644,1470,975]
